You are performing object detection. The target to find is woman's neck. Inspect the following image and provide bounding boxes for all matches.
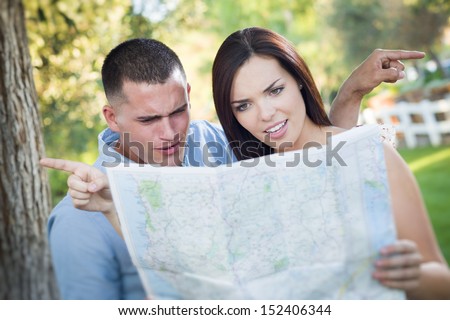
[290,117,345,151]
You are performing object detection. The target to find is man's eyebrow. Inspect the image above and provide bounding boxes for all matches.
[136,104,187,121]
[169,104,188,115]
[263,78,282,93]
[136,115,161,121]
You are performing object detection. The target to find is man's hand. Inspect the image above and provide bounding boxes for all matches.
[41,158,123,237]
[330,49,426,129]
[40,158,115,214]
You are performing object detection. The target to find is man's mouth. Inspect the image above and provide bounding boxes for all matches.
[157,141,181,155]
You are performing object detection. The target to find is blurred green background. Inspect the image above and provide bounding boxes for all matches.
[25,0,450,262]
[398,146,450,263]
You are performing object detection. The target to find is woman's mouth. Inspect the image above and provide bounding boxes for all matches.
[264,120,288,140]
[265,120,287,133]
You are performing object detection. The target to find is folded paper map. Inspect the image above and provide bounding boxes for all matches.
[107,125,404,299]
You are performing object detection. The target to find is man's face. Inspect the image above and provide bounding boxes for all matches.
[104,70,191,166]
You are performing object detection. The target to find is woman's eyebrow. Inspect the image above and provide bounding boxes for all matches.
[263,78,281,93]
[231,78,282,104]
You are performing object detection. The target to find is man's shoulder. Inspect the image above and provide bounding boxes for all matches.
[98,127,119,145]
[188,120,225,139]
[184,120,235,167]
[96,128,125,168]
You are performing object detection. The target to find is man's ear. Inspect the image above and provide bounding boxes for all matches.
[187,83,191,108]
[103,105,120,132]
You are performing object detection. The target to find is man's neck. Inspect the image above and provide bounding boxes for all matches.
[113,140,145,164]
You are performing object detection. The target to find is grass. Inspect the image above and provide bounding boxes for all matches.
[398,146,450,264]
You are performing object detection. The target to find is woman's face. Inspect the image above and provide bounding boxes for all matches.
[230,55,306,152]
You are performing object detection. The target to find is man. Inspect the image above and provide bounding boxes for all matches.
[43,38,425,299]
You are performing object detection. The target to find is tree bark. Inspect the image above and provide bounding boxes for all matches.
[0,0,58,299]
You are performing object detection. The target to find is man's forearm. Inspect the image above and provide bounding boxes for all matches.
[104,207,123,239]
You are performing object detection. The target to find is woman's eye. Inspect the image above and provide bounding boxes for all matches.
[270,87,284,95]
[236,103,250,112]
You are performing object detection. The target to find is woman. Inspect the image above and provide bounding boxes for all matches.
[211,27,450,299]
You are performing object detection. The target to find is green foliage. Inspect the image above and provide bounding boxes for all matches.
[327,0,385,68]
[328,0,449,60]
[25,0,209,204]
[203,0,314,36]
[24,0,159,204]
[326,0,450,104]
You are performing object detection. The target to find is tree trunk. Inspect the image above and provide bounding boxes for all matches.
[0,0,58,299]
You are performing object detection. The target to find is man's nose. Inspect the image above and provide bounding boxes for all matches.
[158,116,177,141]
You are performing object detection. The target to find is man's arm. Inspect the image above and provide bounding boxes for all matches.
[329,49,425,129]
[40,158,123,237]
[48,200,124,299]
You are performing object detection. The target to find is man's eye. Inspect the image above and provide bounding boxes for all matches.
[236,103,250,112]
[139,118,157,123]
[172,107,187,115]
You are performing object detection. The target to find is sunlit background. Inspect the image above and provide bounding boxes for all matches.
[25,0,450,262]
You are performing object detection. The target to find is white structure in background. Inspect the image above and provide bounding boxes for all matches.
[361,96,450,148]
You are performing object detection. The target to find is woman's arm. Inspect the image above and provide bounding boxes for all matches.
[374,143,450,299]
[329,49,425,129]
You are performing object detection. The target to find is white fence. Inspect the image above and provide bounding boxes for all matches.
[361,97,450,148]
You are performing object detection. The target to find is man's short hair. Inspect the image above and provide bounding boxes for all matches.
[101,38,186,104]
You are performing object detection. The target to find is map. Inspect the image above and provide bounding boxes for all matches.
[106,125,405,299]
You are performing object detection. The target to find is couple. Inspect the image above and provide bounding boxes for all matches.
[41,27,450,299]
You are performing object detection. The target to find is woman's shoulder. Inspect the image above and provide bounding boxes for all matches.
[324,124,387,145]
